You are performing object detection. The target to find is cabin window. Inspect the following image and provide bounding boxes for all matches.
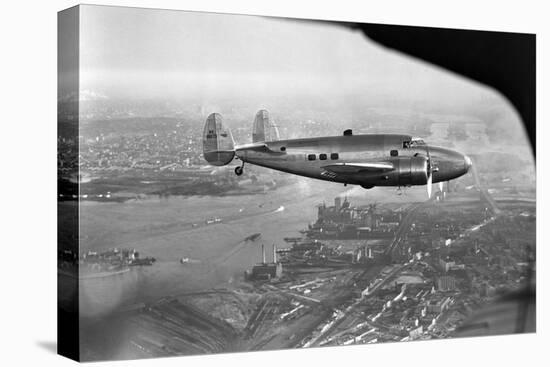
[319,153,327,160]
[390,149,399,157]
[330,153,339,160]
[307,154,316,161]
[280,146,286,152]
[403,141,410,148]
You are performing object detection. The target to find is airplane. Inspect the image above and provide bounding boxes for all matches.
[202,109,472,197]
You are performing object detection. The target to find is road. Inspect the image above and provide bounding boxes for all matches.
[470,160,501,215]
[385,199,433,256]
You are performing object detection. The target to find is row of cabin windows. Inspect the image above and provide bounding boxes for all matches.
[306,149,404,161]
[308,150,400,161]
[308,153,339,161]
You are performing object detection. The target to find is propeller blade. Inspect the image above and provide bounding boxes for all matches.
[426,145,431,163]
[427,173,432,198]
[426,145,433,199]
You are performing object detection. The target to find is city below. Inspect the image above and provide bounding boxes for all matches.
[71,185,534,360]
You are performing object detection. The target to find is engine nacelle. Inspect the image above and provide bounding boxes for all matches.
[386,156,429,186]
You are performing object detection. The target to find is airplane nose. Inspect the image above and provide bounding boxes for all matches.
[464,155,472,173]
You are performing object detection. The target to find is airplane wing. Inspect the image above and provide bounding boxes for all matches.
[321,162,394,174]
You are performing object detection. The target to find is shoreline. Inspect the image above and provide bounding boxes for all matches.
[58,267,131,280]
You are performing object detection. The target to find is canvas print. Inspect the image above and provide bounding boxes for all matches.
[58,5,536,362]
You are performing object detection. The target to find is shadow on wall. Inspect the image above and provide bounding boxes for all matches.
[36,340,57,355]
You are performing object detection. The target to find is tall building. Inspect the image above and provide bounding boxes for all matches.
[439,257,456,272]
[437,275,457,291]
[334,196,341,211]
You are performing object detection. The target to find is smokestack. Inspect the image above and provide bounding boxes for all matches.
[273,244,277,263]
[262,244,266,264]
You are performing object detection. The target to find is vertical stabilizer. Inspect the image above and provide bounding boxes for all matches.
[252,109,280,143]
[202,113,235,166]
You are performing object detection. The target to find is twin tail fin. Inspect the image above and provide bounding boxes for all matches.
[202,113,235,166]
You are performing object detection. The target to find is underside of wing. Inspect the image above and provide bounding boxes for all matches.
[321,162,394,174]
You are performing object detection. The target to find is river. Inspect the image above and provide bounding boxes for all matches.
[75,178,427,317]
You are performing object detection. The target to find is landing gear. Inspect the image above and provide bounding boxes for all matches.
[235,165,244,176]
[396,186,408,196]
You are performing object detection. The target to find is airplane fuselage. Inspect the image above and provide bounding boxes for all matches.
[235,134,471,188]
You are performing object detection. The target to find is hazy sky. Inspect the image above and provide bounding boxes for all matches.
[79,5,499,103]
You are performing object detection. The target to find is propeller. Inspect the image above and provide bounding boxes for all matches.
[426,145,433,199]
[412,142,436,199]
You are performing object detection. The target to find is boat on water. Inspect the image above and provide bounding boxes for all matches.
[245,233,262,242]
[180,257,201,265]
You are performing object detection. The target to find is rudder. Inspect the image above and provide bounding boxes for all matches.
[252,109,280,143]
[202,113,235,166]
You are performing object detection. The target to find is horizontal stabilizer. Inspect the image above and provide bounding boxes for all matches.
[202,113,235,166]
[235,142,270,152]
[322,162,394,174]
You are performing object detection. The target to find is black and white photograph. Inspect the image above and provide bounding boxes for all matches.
[55,3,538,362]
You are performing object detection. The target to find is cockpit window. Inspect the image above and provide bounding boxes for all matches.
[404,138,426,148]
[410,138,426,147]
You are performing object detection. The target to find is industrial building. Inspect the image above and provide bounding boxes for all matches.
[245,244,283,281]
[426,296,452,313]
[306,197,402,239]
